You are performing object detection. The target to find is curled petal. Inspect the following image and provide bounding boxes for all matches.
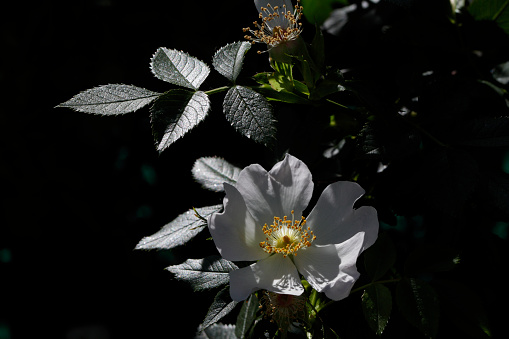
[307,181,378,248]
[208,184,269,262]
[229,254,304,301]
[236,154,313,223]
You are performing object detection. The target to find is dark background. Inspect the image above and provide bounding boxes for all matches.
[1,0,266,338]
[3,0,509,338]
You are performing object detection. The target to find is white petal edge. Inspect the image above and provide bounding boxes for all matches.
[229,254,304,301]
[306,181,378,247]
[208,183,269,262]
[294,233,368,301]
[235,154,313,224]
[268,154,314,218]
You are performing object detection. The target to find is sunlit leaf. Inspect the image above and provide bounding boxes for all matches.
[56,84,160,115]
[196,324,237,339]
[166,255,238,291]
[135,205,222,250]
[192,157,241,192]
[223,85,276,145]
[150,89,210,152]
[150,47,210,90]
[199,286,239,331]
[362,284,392,335]
[212,41,251,83]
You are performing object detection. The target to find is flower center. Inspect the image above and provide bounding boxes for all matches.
[259,210,316,257]
[243,0,303,51]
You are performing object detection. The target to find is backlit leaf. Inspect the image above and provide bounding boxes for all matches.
[56,84,160,115]
[135,205,222,250]
[199,286,239,331]
[223,85,276,145]
[150,89,210,152]
[166,255,238,291]
[150,47,210,90]
[192,157,241,192]
[212,41,251,83]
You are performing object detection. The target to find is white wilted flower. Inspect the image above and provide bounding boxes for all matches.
[208,154,379,302]
[243,0,305,61]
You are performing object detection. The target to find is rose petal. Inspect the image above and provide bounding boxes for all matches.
[236,154,313,224]
[268,154,314,218]
[306,181,378,247]
[293,244,341,292]
[208,184,269,261]
[229,254,304,301]
[294,233,367,301]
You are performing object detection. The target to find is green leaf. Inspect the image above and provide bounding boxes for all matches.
[150,47,210,90]
[56,84,160,115]
[362,284,392,335]
[212,41,251,83]
[134,204,222,250]
[300,0,335,25]
[166,255,238,291]
[469,0,509,35]
[435,280,492,338]
[150,89,210,152]
[454,117,509,147]
[198,324,237,339]
[235,293,259,339]
[396,278,440,338]
[223,85,276,145]
[255,85,310,104]
[199,286,239,331]
[364,232,397,281]
[404,243,460,275]
[310,24,325,72]
[192,157,241,192]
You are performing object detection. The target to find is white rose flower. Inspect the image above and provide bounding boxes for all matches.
[208,154,379,301]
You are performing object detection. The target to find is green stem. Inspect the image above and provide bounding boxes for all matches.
[204,86,230,95]
[493,0,509,22]
[325,98,350,110]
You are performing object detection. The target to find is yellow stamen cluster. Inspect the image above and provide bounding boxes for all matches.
[243,0,303,52]
[259,210,316,257]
